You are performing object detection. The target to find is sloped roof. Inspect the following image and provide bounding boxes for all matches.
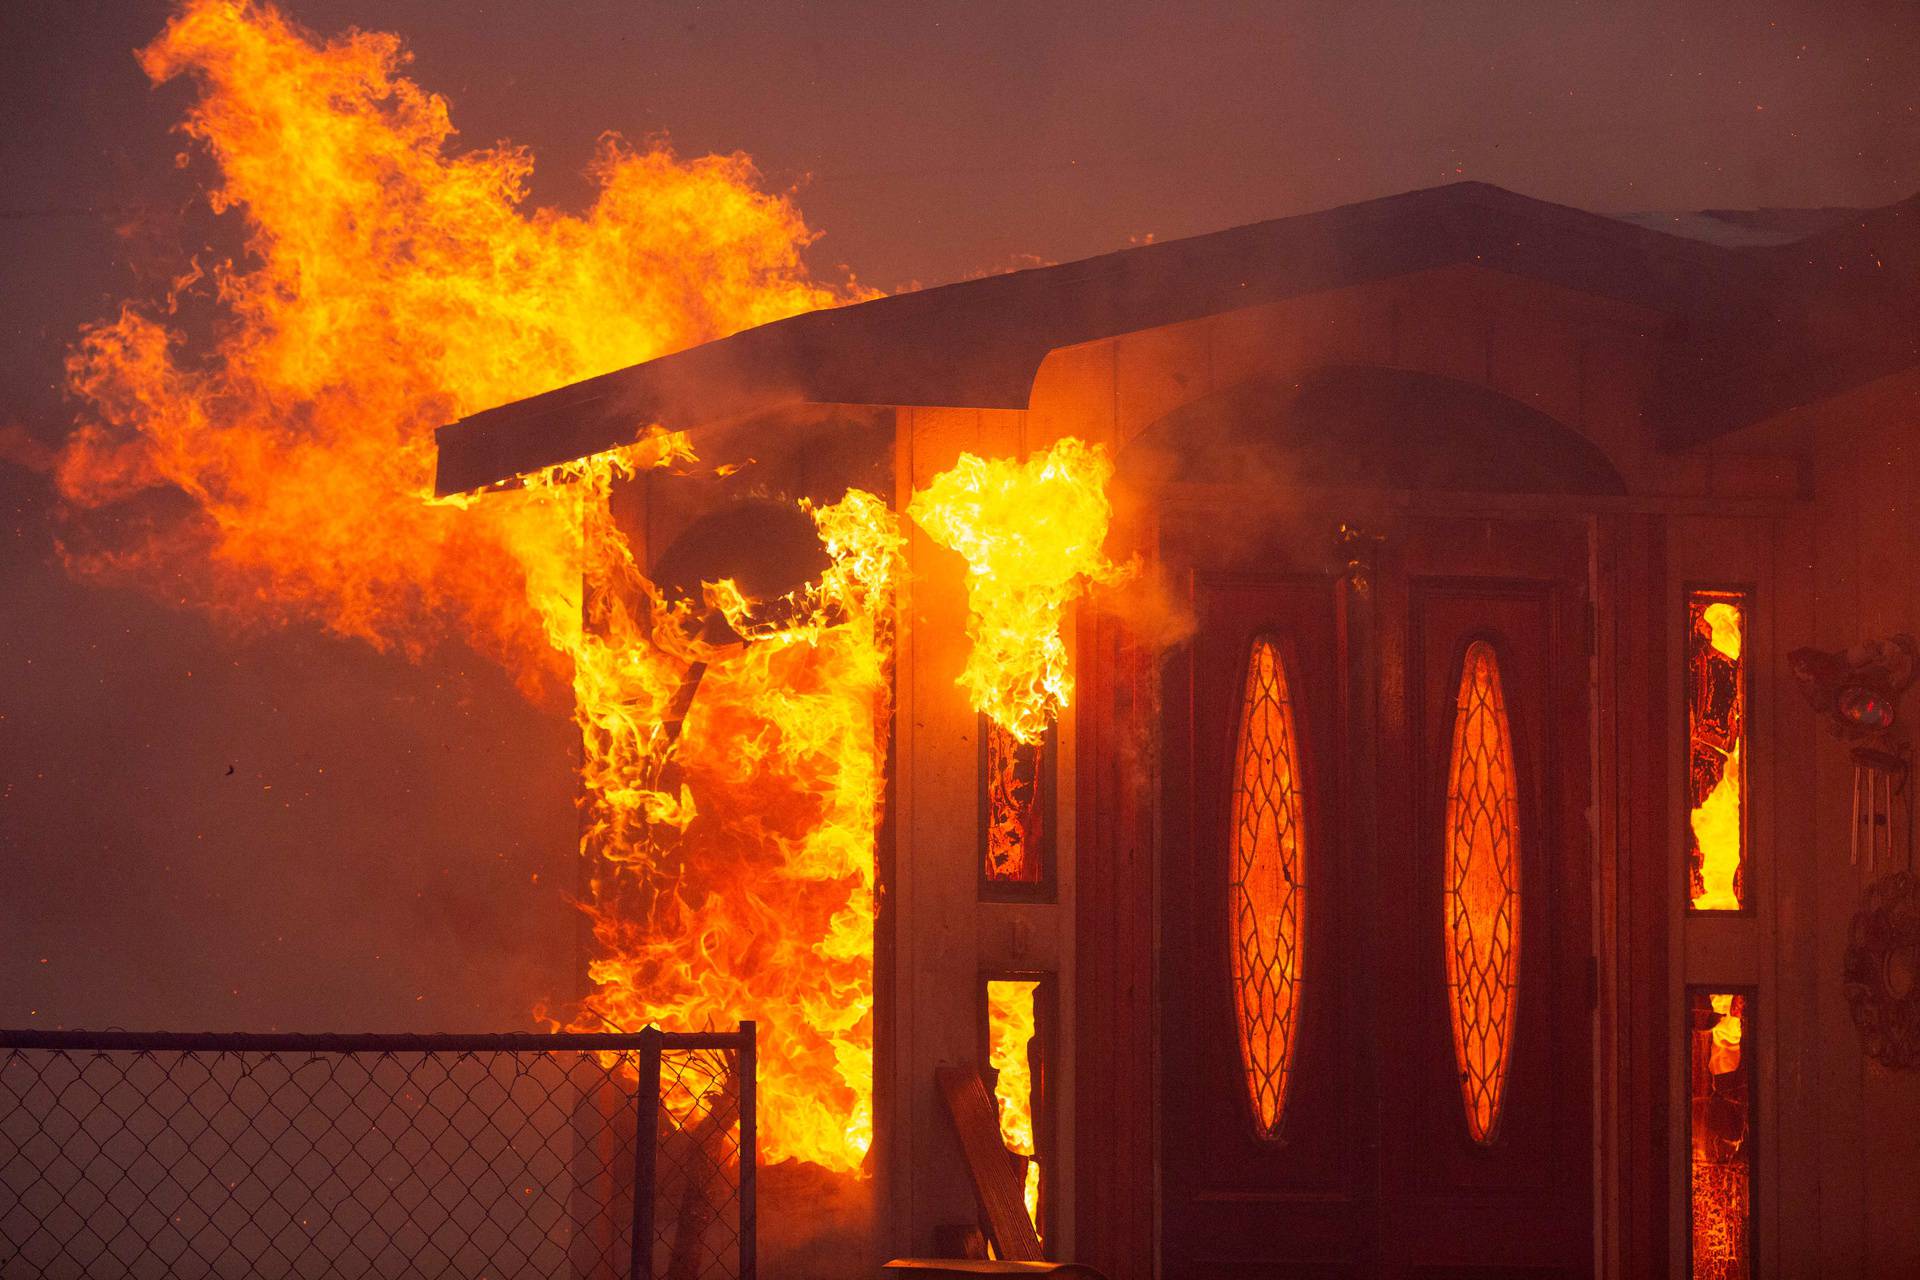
[435,181,1920,495]
[1612,205,1866,248]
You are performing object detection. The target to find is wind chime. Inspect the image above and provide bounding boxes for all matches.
[1790,636,1918,870]
[1791,634,1920,1069]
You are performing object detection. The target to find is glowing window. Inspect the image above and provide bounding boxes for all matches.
[1689,988,1753,1280]
[987,978,1044,1236]
[983,719,1053,898]
[1227,636,1307,1141]
[1444,640,1521,1145]
[1688,591,1748,911]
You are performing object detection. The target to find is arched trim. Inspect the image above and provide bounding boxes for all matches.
[1119,365,1628,496]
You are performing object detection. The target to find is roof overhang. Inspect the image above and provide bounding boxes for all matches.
[434,181,1919,495]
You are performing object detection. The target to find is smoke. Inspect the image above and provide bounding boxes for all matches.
[0,424,58,475]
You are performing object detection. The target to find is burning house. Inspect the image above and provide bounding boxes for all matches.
[13,5,1920,1278]
[429,179,1920,1278]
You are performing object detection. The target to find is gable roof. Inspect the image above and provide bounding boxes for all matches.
[435,181,1920,495]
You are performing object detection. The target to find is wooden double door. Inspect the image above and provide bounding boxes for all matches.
[1159,514,1593,1279]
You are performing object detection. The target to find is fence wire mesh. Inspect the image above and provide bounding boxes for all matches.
[0,1027,754,1280]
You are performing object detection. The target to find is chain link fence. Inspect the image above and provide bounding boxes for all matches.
[0,1026,755,1280]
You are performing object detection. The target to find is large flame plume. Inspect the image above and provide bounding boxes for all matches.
[55,0,884,1172]
[569,488,901,1165]
[906,437,1128,744]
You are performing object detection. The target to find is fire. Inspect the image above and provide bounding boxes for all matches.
[986,980,1042,1233]
[1702,603,1743,663]
[1690,744,1743,911]
[910,437,1122,1212]
[1708,993,1743,1075]
[906,437,1128,745]
[55,0,884,1172]
[1691,991,1751,1280]
[569,487,901,1165]
[984,722,1047,885]
[1689,597,1745,911]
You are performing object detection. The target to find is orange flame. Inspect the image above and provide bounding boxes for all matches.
[986,979,1042,1233]
[906,437,1127,744]
[1708,992,1744,1076]
[984,722,1047,885]
[56,0,885,1173]
[1691,991,1751,1279]
[1691,744,1743,911]
[1689,599,1745,911]
[569,488,901,1167]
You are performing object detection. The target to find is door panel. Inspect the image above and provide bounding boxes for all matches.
[1160,516,1592,1280]
[1377,576,1591,1273]
[1161,573,1364,1277]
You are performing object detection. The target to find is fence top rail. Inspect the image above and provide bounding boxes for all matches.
[0,1024,754,1055]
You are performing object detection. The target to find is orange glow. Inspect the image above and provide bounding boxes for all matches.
[1688,593,1746,912]
[906,437,1128,745]
[55,0,885,1173]
[1443,641,1521,1146]
[570,488,901,1167]
[1690,990,1752,1280]
[987,979,1042,1234]
[984,721,1047,887]
[1227,637,1306,1141]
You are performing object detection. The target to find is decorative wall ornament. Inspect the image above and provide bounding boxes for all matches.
[1788,635,1918,744]
[1844,871,1920,1071]
[1789,635,1918,871]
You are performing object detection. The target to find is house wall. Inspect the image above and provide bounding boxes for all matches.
[999,267,1830,1279]
[1658,505,1809,1278]
[882,268,1920,1275]
[1023,261,1795,504]
[890,405,1087,1261]
[1712,367,1920,1280]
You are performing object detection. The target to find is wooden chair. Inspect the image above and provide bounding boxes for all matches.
[881,1067,1108,1280]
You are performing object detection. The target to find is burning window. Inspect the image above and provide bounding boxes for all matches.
[985,977,1048,1238]
[1227,636,1307,1141]
[1689,988,1753,1280]
[1688,591,1748,912]
[982,718,1056,899]
[1444,640,1521,1146]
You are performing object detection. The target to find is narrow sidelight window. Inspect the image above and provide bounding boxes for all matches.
[1687,590,1748,912]
[981,718,1056,901]
[1228,636,1307,1141]
[1444,640,1522,1145]
[986,977,1047,1237]
[1689,987,1754,1280]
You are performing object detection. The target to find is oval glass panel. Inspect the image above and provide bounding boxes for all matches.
[1444,640,1522,1145]
[1227,636,1307,1140]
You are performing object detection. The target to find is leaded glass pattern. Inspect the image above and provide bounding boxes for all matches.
[1227,636,1306,1141]
[1444,640,1521,1145]
[1689,989,1752,1280]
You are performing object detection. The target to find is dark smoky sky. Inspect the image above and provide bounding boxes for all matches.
[3,0,1919,1031]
